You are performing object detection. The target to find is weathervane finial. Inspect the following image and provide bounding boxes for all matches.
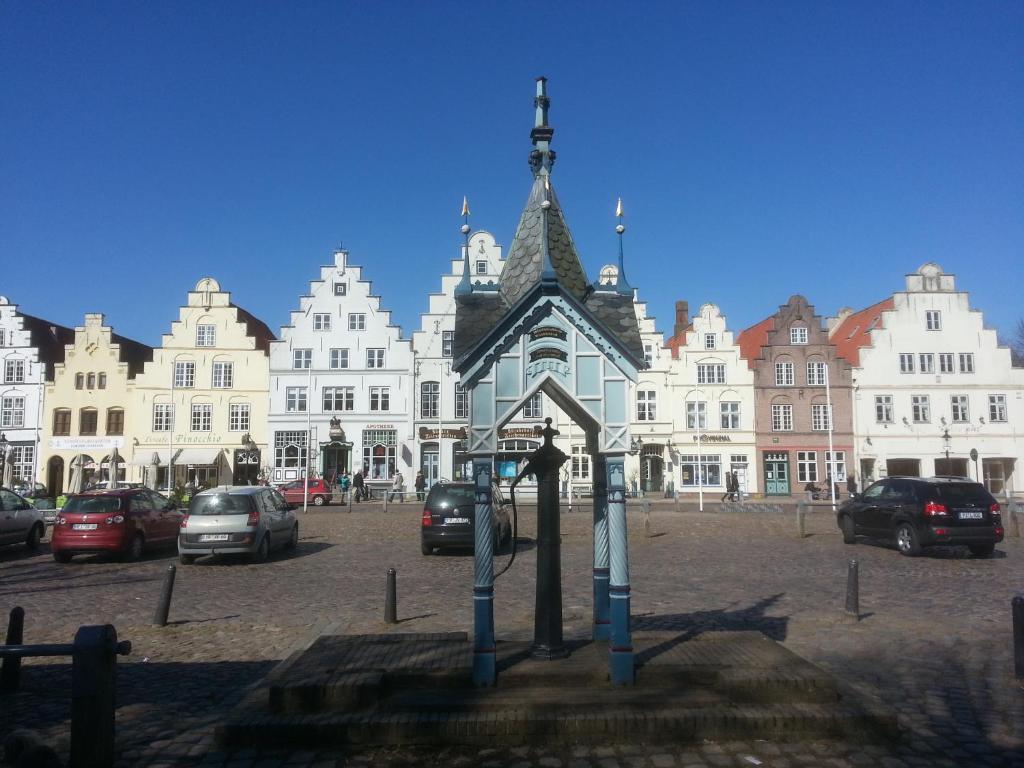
[615,197,632,295]
[528,77,556,177]
[455,196,474,296]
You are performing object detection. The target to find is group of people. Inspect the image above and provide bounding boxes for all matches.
[322,469,430,503]
[720,471,742,502]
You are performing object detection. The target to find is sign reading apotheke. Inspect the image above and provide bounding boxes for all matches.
[48,436,125,451]
[139,434,225,445]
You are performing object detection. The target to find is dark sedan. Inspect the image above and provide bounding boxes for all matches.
[420,482,512,555]
[837,476,1004,557]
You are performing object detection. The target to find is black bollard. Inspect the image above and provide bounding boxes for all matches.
[385,568,397,624]
[845,559,860,620]
[153,564,177,627]
[0,606,25,691]
[1013,595,1024,680]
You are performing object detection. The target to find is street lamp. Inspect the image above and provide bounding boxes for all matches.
[0,432,8,486]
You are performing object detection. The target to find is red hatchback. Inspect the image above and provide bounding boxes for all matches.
[52,488,184,562]
[276,479,334,507]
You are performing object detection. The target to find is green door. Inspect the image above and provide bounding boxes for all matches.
[764,452,790,495]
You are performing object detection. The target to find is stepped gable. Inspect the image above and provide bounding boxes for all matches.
[736,316,775,369]
[230,302,276,354]
[17,311,76,378]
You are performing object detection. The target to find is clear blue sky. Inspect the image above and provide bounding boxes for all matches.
[2,2,1021,347]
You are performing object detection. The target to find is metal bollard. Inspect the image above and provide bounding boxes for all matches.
[642,498,652,537]
[385,568,397,624]
[70,624,127,768]
[1013,595,1024,680]
[153,564,177,627]
[845,559,860,621]
[796,502,807,538]
[1,606,25,692]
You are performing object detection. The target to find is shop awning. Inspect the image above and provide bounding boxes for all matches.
[176,448,223,466]
[130,449,179,467]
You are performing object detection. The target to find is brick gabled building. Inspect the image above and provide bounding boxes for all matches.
[737,295,853,497]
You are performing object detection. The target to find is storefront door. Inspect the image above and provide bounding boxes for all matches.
[321,444,350,484]
[764,452,790,495]
[233,449,261,485]
[421,447,439,487]
[641,456,663,492]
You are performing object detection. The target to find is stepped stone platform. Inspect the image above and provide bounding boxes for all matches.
[217,630,899,748]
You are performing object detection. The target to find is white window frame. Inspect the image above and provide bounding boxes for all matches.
[228,403,250,431]
[173,361,195,388]
[4,359,26,383]
[212,361,234,389]
[454,383,468,419]
[348,313,366,331]
[771,404,793,431]
[323,386,355,412]
[369,386,390,412]
[988,394,1007,422]
[190,403,213,432]
[720,401,740,430]
[420,381,440,419]
[442,330,454,357]
[919,353,934,374]
[825,451,847,482]
[475,260,488,275]
[293,349,312,369]
[911,395,930,423]
[196,324,216,347]
[806,361,826,386]
[875,395,893,423]
[523,393,543,419]
[571,445,591,480]
[366,349,385,369]
[899,354,915,374]
[939,353,955,374]
[775,361,794,386]
[697,364,726,384]
[958,353,975,373]
[797,451,818,483]
[811,403,832,431]
[951,394,969,423]
[286,387,308,413]
[313,313,332,331]
[636,390,656,421]
[1,396,26,428]
[790,327,808,344]
[925,310,941,331]
[153,403,174,432]
[704,333,716,350]
[686,401,707,430]
[329,348,349,369]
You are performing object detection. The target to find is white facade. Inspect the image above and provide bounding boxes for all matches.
[269,250,414,493]
[412,231,553,490]
[665,302,758,497]
[835,263,1024,496]
[0,297,72,487]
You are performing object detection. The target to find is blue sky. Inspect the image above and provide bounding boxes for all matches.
[2,2,1021,347]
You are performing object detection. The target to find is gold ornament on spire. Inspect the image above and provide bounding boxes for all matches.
[461,196,470,217]
[615,197,623,218]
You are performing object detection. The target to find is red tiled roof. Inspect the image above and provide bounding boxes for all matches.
[736,316,775,369]
[831,297,894,366]
[663,323,693,359]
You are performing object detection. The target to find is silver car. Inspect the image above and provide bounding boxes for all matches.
[178,486,298,564]
[0,487,46,551]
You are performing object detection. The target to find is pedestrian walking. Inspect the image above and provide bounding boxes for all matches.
[353,470,365,502]
[721,471,733,503]
[414,471,426,502]
[339,471,351,504]
[728,471,740,502]
[846,473,858,497]
[388,471,405,503]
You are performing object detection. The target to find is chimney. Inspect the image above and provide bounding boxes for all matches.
[673,301,689,336]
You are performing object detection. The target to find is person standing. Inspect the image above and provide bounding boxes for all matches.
[414,471,426,502]
[846,473,858,498]
[339,471,351,504]
[389,471,405,503]
[353,470,365,502]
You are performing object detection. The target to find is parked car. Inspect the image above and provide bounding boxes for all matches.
[13,481,50,499]
[51,488,184,563]
[0,487,46,551]
[420,482,512,556]
[276,478,333,507]
[837,476,1004,557]
[178,486,298,564]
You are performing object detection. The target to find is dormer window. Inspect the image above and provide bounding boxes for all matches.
[790,327,808,344]
[704,333,716,350]
[196,324,216,347]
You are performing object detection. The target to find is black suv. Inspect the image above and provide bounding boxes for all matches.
[837,476,1004,557]
[420,482,512,556]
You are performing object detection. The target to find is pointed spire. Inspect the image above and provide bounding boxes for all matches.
[528,76,556,177]
[455,196,474,296]
[615,197,633,295]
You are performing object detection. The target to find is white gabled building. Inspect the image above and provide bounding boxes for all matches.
[0,297,75,488]
[269,249,414,495]
[831,262,1024,496]
[665,301,758,497]
[412,229,554,491]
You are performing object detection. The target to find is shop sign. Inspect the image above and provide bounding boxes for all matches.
[139,433,224,445]
[418,427,468,440]
[530,327,567,341]
[692,434,732,443]
[499,426,543,438]
[365,424,395,430]
[48,436,125,451]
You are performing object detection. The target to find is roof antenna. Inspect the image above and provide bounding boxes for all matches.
[455,196,474,296]
[614,197,633,295]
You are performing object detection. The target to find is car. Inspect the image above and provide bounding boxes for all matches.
[51,488,184,563]
[13,481,51,499]
[0,487,46,552]
[178,485,298,564]
[837,476,1004,557]
[276,478,334,507]
[83,481,144,491]
[420,481,512,556]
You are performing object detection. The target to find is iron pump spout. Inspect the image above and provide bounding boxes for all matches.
[522,417,570,659]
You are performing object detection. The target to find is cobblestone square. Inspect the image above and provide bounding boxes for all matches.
[1,501,1021,767]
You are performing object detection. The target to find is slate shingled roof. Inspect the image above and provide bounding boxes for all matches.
[499,178,590,307]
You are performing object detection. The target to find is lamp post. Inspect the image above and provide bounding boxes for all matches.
[628,435,643,497]
[0,432,8,487]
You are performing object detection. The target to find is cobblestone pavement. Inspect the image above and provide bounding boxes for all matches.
[1,500,1022,767]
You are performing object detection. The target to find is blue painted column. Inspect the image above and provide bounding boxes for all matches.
[471,456,496,686]
[591,452,610,641]
[606,453,634,685]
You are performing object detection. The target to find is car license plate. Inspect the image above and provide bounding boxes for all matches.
[445,517,469,525]
[72,523,98,531]
[199,534,230,542]
[958,511,984,520]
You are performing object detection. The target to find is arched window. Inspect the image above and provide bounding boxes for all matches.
[79,407,98,436]
[75,373,84,390]
[106,407,124,436]
[87,373,96,389]
[420,381,439,419]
